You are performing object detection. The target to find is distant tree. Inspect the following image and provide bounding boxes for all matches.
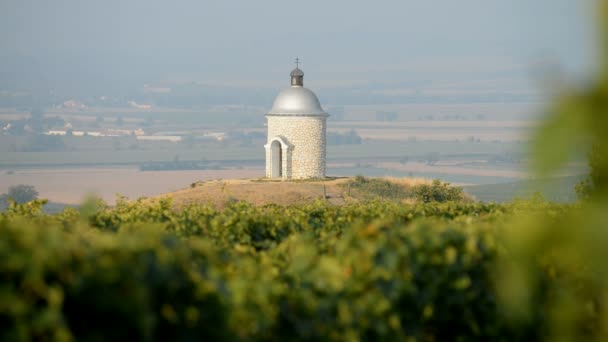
[399,156,409,165]
[6,184,38,204]
[116,116,124,126]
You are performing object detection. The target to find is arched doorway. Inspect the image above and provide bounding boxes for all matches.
[270,140,282,178]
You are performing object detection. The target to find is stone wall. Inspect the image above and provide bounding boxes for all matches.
[266,115,326,179]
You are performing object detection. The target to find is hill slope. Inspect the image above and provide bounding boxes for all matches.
[156,177,431,208]
[157,178,348,208]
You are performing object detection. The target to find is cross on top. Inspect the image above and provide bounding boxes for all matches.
[295,57,300,69]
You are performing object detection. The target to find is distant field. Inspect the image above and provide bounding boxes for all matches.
[328,141,523,160]
[0,138,525,167]
[343,129,525,142]
[463,175,585,202]
[2,105,561,202]
[331,120,534,142]
[0,147,262,167]
[0,167,262,204]
[332,120,536,129]
[329,166,517,185]
[339,103,542,121]
[377,161,527,178]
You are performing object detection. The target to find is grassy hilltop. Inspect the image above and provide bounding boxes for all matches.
[155,176,466,209]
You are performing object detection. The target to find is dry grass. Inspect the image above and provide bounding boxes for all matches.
[156,177,428,208]
[383,177,432,187]
[157,179,333,209]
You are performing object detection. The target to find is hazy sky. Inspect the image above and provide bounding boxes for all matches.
[0,0,597,102]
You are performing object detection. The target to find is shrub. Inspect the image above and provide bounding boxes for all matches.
[342,176,411,200]
[6,184,39,204]
[412,179,464,203]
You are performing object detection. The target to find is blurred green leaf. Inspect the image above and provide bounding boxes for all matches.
[532,96,589,176]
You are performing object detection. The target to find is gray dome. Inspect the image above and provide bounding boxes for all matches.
[268,86,327,116]
[290,67,304,77]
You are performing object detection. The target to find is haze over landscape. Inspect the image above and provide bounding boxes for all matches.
[3,1,608,340]
[0,0,596,205]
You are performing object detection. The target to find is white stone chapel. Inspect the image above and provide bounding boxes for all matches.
[265,60,328,180]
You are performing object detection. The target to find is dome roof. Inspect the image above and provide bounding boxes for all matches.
[290,67,304,77]
[268,86,327,116]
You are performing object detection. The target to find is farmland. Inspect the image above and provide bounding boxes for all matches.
[0,110,587,204]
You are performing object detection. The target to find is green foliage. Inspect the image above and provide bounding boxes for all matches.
[497,1,608,341]
[0,198,520,340]
[412,179,465,203]
[343,175,411,200]
[0,218,232,341]
[574,177,593,200]
[3,196,601,340]
[342,176,464,203]
[575,144,605,200]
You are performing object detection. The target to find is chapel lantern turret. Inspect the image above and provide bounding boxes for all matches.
[290,58,304,87]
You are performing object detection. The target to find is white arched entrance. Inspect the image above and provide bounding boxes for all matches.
[270,140,282,178]
[264,136,290,179]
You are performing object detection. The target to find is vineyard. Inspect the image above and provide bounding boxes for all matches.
[1,2,607,340]
[1,195,605,341]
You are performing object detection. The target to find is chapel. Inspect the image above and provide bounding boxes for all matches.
[264,60,328,180]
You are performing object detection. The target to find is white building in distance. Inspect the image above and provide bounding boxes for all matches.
[265,60,328,180]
